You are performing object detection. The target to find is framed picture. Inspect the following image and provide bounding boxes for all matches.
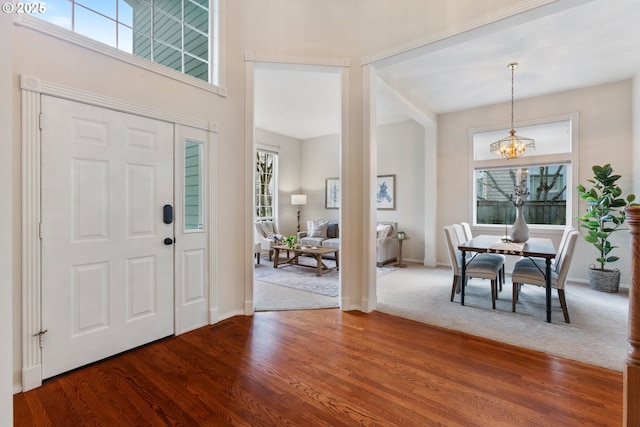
[325,177,340,209]
[376,175,396,210]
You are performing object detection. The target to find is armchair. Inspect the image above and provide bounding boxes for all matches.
[255,220,284,261]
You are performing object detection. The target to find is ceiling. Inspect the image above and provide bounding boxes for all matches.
[254,0,640,140]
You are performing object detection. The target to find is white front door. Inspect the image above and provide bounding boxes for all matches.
[40,96,175,379]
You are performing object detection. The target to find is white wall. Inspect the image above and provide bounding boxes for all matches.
[1,8,14,425]
[300,134,341,223]
[377,120,426,263]
[437,80,634,284]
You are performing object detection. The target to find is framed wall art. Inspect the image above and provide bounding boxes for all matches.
[325,177,340,209]
[376,175,395,210]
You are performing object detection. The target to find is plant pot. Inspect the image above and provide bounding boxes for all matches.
[588,267,620,293]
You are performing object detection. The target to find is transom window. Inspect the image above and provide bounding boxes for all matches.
[31,0,217,84]
[471,117,577,228]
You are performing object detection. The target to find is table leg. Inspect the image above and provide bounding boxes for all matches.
[460,249,466,306]
[545,258,552,323]
[394,239,407,268]
[273,248,280,268]
[315,254,323,276]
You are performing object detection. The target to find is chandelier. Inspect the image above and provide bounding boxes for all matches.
[490,63,535,159]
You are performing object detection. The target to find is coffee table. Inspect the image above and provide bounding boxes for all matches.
[272,245,339,276]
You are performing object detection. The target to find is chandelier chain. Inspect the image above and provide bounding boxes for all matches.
[510,64,515,130]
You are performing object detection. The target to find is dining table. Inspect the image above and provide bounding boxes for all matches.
[458,235,557,323]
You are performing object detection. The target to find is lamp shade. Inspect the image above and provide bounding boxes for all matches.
[291,194,307,205]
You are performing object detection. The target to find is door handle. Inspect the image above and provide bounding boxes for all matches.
[164,238,174,245]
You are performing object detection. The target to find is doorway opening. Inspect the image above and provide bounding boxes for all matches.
[251,61,342,311]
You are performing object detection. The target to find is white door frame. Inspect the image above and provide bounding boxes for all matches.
[243,54,351,313]
[19,74,218,391]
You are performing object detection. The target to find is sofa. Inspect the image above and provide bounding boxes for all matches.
[297,220,340,259]
[376,221,399,266]
[297,219,399,266]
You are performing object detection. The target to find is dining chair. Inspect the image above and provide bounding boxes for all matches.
[510,229,579,323]
[459,222,506,290]
[444,225,504,309]
[513,225,575,271]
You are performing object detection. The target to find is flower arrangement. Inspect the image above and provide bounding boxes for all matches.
[282,235,297,249]
[507,169,530,207]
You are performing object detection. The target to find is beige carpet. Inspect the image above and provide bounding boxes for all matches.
[376,264,629,372]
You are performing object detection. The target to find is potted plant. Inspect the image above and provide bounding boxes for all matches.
[576,163,638,292]
[282,235,297,249]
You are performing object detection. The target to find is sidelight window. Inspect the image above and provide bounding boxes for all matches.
[184,140,203,230]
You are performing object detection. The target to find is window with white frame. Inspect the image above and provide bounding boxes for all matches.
[472,118,576,227]
[184,140,204,230]
[31,0,218,84]
[255,149,278,221]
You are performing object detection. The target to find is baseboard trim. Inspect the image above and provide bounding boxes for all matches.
[21,364,41,392]
[13,382,23,394]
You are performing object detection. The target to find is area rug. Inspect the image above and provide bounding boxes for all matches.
[376,265,629,372]
[254,280,339,311]
[254,260,340,296]
[254,258,398,297]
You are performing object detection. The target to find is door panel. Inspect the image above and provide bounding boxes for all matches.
[41,96,175,379]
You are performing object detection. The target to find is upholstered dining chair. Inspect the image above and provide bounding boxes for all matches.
[459,222,506,290]
[514,225,575,271]
[510,229,579,323]
[444,225,504,309]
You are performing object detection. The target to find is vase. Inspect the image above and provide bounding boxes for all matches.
[510,205,529,243]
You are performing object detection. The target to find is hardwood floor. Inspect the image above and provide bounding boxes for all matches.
[14,309,622,426]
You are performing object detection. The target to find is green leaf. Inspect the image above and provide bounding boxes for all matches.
[584,234,598,244]
[606,256,620,263]
[628,194,636,203]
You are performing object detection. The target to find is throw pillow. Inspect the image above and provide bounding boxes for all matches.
[327,222,339,239]
[261,221,275,235]
[308,220,329,238]
[376,223,392,238]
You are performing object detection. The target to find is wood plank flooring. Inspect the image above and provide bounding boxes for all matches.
[14,309,623,426]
